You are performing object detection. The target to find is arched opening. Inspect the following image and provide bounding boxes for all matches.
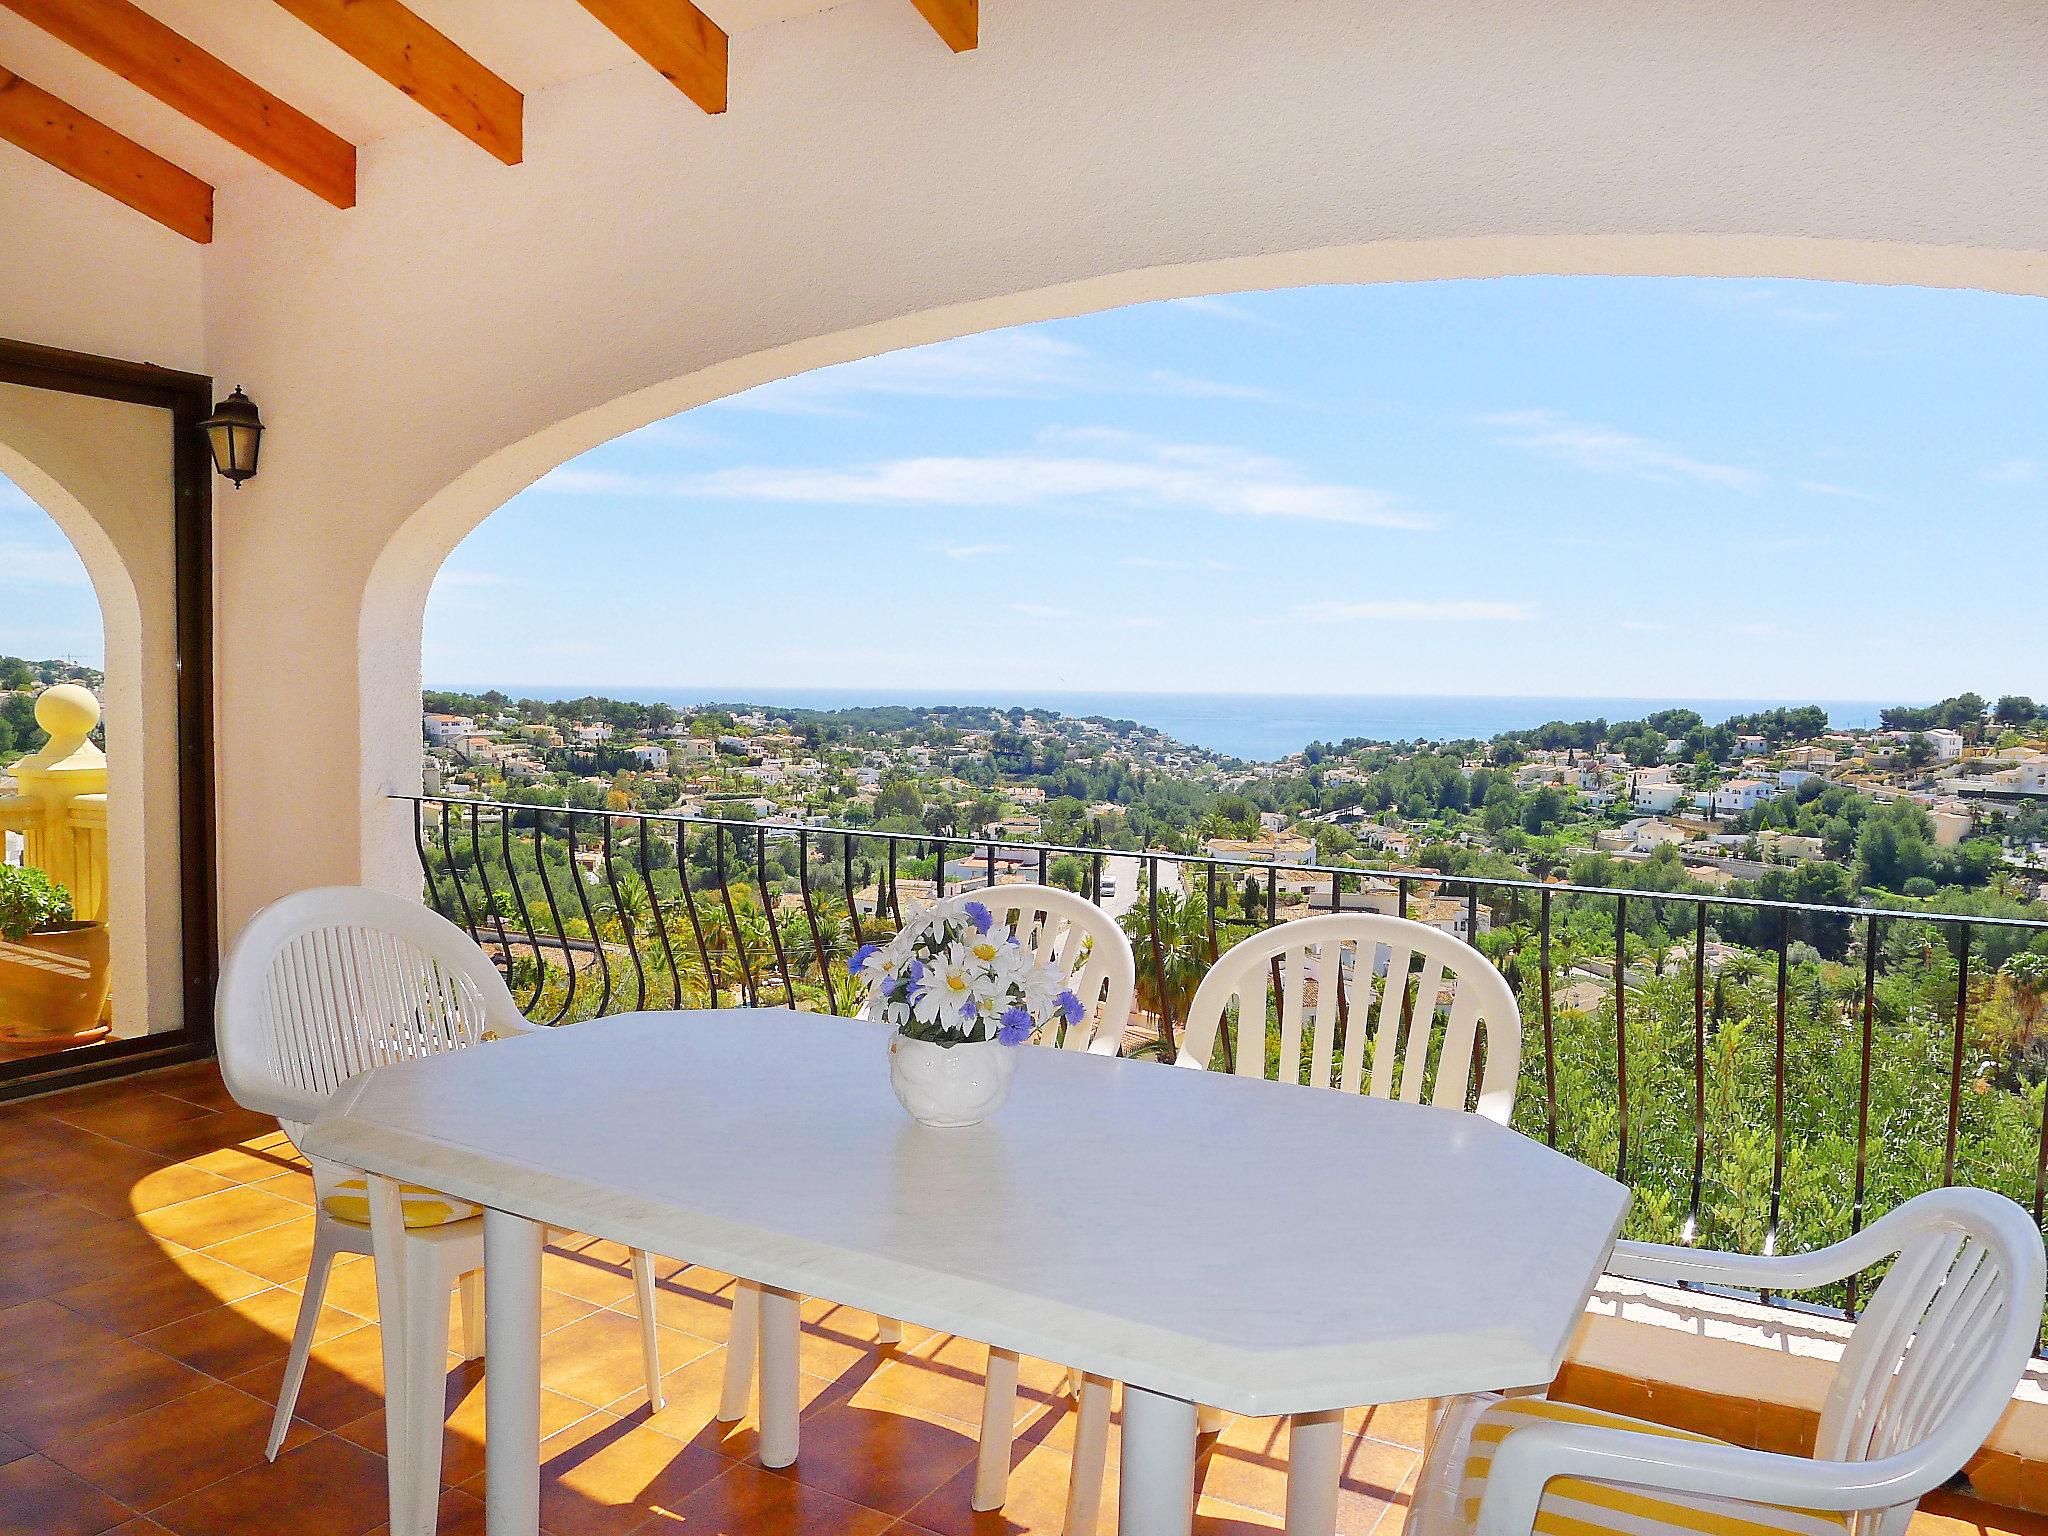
[0,357,212,1084]
[0,454,137,1056]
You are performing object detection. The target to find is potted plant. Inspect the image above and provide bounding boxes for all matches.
[851,899,1084,1127]
[0,866,112,1043]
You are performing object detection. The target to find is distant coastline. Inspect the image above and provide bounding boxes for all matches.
[427,685,1906,762]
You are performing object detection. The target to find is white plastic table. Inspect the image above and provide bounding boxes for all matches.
[305,1008,1629,1536]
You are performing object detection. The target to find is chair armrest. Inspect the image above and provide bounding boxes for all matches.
[1473,1421,1936,1536]
[1610,1230,1885,1293]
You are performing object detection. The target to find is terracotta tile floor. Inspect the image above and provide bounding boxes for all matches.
[0,1061,2037,1536]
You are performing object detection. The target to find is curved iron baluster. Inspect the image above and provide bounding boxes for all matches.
[1146,854,1174,1056]
[1847,913,1879,1316]
[436,801,480,941]
[499,805,547,1014]
[1687,903,1707,1237]
[467,803,516,980]
[1539,888,1556,1147]
[933,836,947,901]
[413,799,452,918]
[638,814,683,1010]
[796,829,838,1015]
[564,815,613,1017]
[886,838,902,924]
[757,825,796,1005]
[713,824,757,1005]
[600,817,647,1012]
[672,823,718,1009]
[530,811,578,1026]
[843,836,865,947]
[1613,893,1629,1183]
[1765,905,1790,1273]
[1944,922,1972,1186]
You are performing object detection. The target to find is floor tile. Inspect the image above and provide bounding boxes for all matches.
[651,1459,897,1536]
[766,1395,981,1514]
[45,1381,315,1512]
[43,1091,217,1146]
[612,1347,846,1461]
[137,1186,307,1250]
[204,1214,320,1283]
[0,1454,134,1536]
[227,1323,393,1431]
[49,1245,273,1337]
[541,1309,716,1410]
[134,1286,357,1380]
[339,1363,600,1487]
[0,1299,129,1383]
[462,1412,732,1536]
[903,1424,1091,1536]
[152,1433,392,1536]
[0,1331,213,1451]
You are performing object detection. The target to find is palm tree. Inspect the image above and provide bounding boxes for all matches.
[1118,883,1215,1058]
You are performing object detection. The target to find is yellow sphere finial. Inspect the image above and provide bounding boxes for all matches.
[34,683,100,744]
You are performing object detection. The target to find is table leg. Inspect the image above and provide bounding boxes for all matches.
[1119,1386,1197,1536]
[1285,1409,1344,1536]
[757,1285,802,1469]
[484,1210,543,1536]
[365,1176,414,1536]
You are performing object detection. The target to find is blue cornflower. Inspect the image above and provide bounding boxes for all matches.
[997,1006,1034,1045]
[848,942,880,977]
[1056,990,1085,1025]
[962,900,993,934]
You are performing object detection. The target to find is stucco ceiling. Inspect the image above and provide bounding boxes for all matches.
[0,0,856,188]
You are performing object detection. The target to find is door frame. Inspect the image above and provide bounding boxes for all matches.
[0,336,217,1098]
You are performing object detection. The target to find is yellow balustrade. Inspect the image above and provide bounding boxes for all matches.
[0,685,110,922]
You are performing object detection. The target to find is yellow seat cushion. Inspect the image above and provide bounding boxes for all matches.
[322,1177,479,1229]
[1459,1397,1848,1536]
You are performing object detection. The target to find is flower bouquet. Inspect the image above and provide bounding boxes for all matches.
[852,899,1084,1126]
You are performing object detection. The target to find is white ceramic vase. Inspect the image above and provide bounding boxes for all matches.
[888,1035,1017,1127]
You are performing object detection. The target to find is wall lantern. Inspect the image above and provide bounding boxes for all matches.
[200,387,264,487]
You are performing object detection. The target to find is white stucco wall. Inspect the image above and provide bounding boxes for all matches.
[16,0,2048,933]
[0,146,206,373]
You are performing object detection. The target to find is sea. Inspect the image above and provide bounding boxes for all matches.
[436,685,1904,764]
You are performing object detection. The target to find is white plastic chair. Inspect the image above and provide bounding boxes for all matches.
[1408,1186,2047,1536]
[215,887,667,1536]
[1177,911,1522,1121]
[720,884,1136,1535]
[1176,912,1525,1536]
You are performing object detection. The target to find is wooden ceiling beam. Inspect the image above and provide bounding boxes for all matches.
[910,0,977,52]
[269,0,522,164]
[0,0,354,208]
[0,65,212,241]
[575,0,726,115]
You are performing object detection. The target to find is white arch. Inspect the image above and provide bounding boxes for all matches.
[356,231,2048,891]
[0,439,150,1040]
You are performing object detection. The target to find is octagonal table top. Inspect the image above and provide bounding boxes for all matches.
[307,1007,1629,1415]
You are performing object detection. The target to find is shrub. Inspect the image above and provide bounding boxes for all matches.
[0,866,73,943]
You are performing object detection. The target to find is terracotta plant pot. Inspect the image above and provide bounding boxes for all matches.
[0,921,113,1041]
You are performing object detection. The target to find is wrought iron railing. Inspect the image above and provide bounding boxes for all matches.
[399,792,2048,1336]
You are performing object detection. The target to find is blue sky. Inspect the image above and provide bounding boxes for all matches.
[5,277,2044,699]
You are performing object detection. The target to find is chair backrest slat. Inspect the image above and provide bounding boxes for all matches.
[861,884,1137,1054]
[1178,914,1521,1123]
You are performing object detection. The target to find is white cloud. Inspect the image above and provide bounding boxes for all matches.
[0,541,92,589]
[720,332,1093,415]
[1796,479,1880,502]
[545,433,1434,530]
[1689,285,1843,328]
[1142,370,1294,405]
[1479,409,1763,491]
[929,542,1016,562]
[1982,458,2040,486]
[1167,295,1290,329]
[1290,599,1532,623]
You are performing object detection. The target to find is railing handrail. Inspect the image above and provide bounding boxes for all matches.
[393,792,2048,933]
